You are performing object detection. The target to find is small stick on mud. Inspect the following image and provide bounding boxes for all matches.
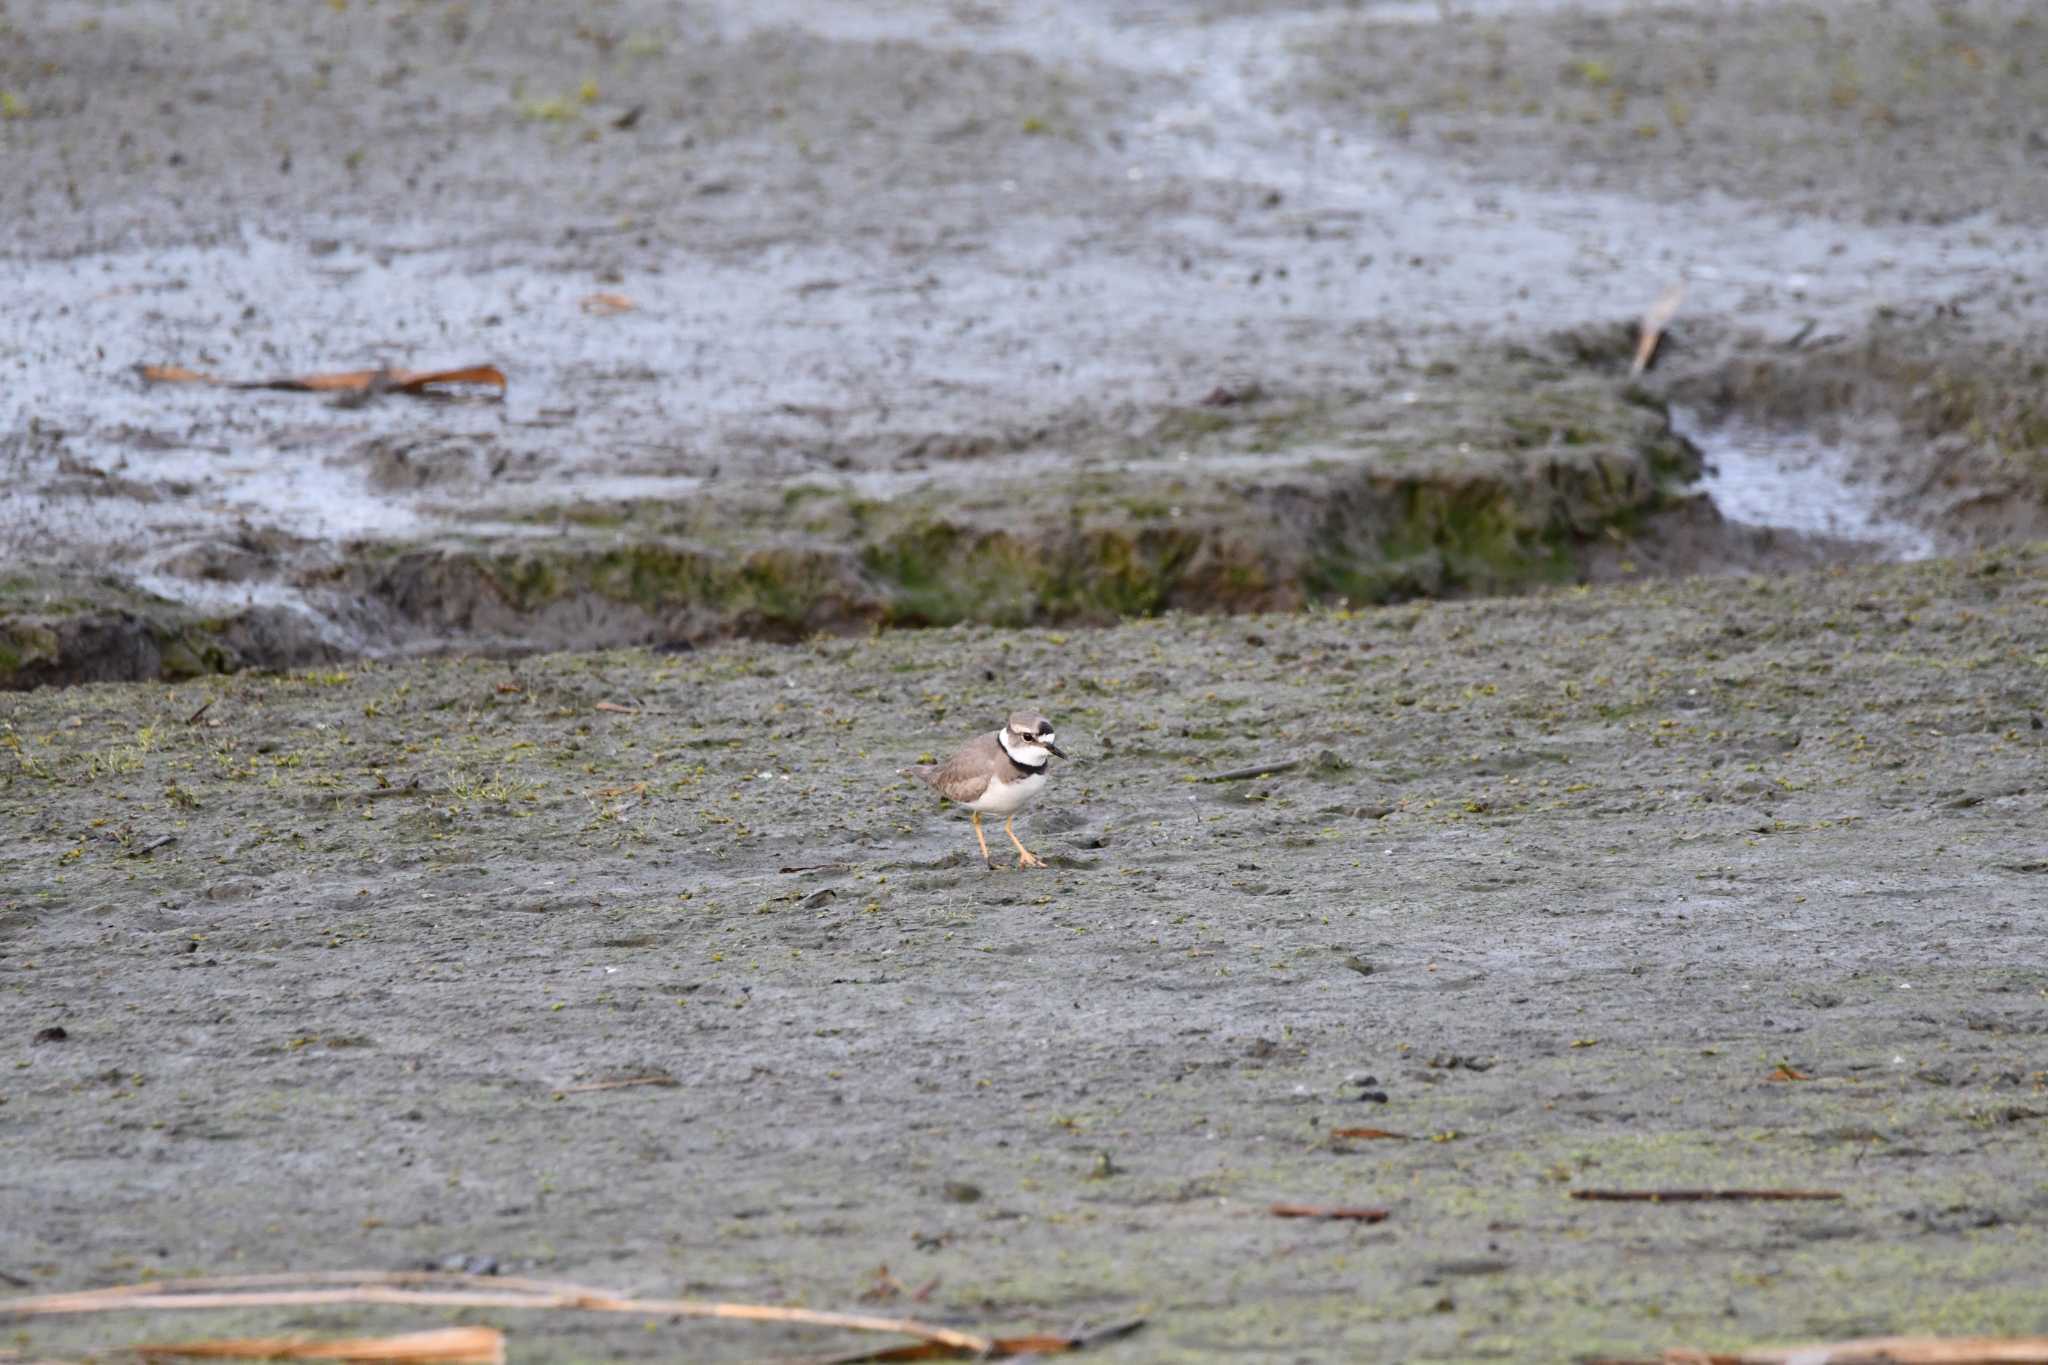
[1268,1204,1390,1222]
[1329,1127,1412,1141]
[1656,1334,2048,1364]
[1569,1189,1843,1203]
[806,1316,1149,1363]
[584,670,647,713]
[1004,1318,1148,1356]
[560,1074,678,1094]
[0,1271,993,1358]
[1198,758,1301,782]
[132,1324,503,1362]
[1630,282,1685,377]
[184,698,215,726]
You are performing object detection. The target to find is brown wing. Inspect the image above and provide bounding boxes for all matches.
[919,731,1002,805]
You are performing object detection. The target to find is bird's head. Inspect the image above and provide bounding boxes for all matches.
[1002,711,1067,763]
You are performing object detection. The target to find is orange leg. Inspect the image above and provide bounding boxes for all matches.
[971,811,995,868]
[1005,814,1045,869]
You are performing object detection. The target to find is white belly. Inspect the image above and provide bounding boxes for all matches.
[966,770,1047,815]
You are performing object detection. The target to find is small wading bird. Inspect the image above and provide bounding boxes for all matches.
[904,711,1068,869]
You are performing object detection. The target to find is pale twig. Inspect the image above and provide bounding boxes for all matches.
[560,1074,678,1093]
[1661,1337,2048,1364]
[0,1273,991,1357]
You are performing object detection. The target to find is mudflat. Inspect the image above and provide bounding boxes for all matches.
[5,0,2046,679]
[6,549,2047,1360]
[4,0,2047,1359]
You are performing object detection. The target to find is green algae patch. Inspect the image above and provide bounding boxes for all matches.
[0,572,289,691]
[356,538,879,646]
[1309,470,1584,604]
[336,347,1701,654]
[0,618,61,684]
[860,521,1221,626]
[15,344,1702,684]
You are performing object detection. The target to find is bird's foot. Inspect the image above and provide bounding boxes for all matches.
[1017,849,1046,869]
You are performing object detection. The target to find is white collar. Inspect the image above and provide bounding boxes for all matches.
[998,729,1049,771]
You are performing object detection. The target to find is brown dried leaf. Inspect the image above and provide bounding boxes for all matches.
[138,363,506,396]
[382,367,507,394]
[588,783,649,799]
[579,292,637,316]
[136,363,223,386]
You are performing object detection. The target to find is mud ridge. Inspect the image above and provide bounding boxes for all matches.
[7,345,1709,685]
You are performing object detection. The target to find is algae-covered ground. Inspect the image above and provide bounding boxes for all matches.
[322,351,1701,648]
[5,549,2046,1361]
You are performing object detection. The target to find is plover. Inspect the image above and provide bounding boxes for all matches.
[905,711,1068,869]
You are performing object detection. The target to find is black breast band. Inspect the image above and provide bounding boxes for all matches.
[999,737,1047,777]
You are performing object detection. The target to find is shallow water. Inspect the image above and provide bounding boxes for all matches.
[1675,406,1940,560]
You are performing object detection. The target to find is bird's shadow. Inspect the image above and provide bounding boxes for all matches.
[874,848,1102,876]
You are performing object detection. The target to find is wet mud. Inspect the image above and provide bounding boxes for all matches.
[4,1,2048,1359]
[5,550,2047,1360]
[1663,314,2048,551]
[1301,0,2048,226]
[6,0,2048,685]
